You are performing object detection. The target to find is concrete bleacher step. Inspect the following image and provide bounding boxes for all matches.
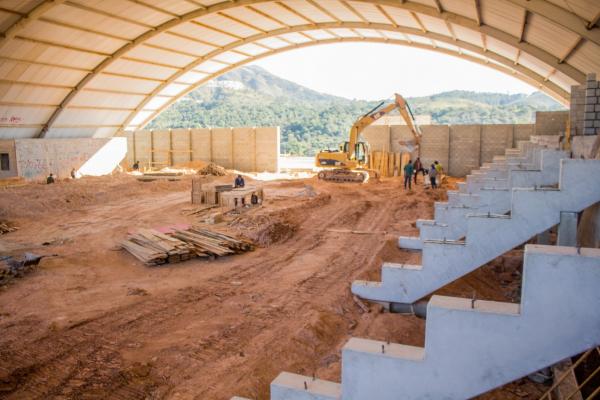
[355,159,600,304]
[262,245,600,400]
[271,372,341,400]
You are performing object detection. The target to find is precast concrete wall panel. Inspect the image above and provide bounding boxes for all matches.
[233,127,255,171]
[171,128,191,165]
[151,130,171,166]
[362,125,390,152]
[449,125,481,177]
[255,126,279,172]
[123,131,135,167]
[133,130,152,166]
[481,125,513,163]
[211,127,233,169]
[191,128,211,162]
[420,125,450,169]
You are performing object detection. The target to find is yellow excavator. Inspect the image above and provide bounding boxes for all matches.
[315,93,421,183]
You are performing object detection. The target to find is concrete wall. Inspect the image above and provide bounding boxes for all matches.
[120,126,279,172]
[363,123,542,177]
[534,111,568,136]
[13,138,127,180]
[0,139,17,179]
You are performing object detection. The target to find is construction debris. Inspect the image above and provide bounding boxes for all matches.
[0,253,43,285]
[198,162,227,176]
[121,226,254,265]
[0,221,18,235]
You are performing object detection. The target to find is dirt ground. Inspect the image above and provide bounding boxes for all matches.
[0,173,546,399]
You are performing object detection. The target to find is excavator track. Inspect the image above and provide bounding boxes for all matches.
[317,169,370,183]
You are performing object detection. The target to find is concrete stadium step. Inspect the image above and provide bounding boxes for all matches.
[356,159,600,303]
[400,148,568,250]
[260,245,600,400]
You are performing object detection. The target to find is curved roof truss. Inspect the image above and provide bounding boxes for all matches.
[0,0,597,139]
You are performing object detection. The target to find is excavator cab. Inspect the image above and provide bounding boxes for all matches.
[342,141,367,163]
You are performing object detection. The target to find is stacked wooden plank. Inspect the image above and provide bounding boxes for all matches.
[121,228,194,265]
[200,182,233,205]
[0,221,17,235]
[121,227,254,266]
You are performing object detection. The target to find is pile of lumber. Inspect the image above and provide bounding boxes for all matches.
[121,227,254,266]
[198,163,227,176]
[369,151,411,178]
[0,221,17,235]
[121,228,194,265]
[171,227,253,256]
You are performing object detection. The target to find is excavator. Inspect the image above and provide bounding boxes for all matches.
[315,93,422,183]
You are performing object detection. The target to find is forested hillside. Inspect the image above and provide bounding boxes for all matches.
[148,65,565,156]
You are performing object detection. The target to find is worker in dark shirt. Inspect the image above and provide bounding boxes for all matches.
[132,160,140,171]
[46,173,55,184]
[234,174,245,188]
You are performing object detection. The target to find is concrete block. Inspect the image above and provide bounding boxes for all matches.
[211,127,233,169]
[481,125,512,164]
[585,112,596,120]
[361,125,390,152]
[512,124,534,145]
[255,126,279,172]
[586,72,597,81]
[585,104,596,112]
[191,128,212,162]
[390,125,418,158]
[232,127,255,171]
[419,125,449,169]
[151,130,170,166]
[171,128,191,165]
[534,111,568,135]
[449,125,481,177]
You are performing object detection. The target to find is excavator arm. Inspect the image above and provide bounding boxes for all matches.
[347,93,421,159]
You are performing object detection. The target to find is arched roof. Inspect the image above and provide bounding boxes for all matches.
[0,0,598,139]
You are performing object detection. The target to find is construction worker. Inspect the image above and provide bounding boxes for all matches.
[413,157,424,184]
[429,163,438,189]
[403,160,414,190]
[434,161,444,174]
[46,173,55,184]
[234,174,245,188]
[132,160,140,171]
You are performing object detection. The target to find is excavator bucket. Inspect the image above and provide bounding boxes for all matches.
[397,140,418,153]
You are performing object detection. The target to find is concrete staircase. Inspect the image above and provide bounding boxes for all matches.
[257,245,600,400]
[352,158,600,304]
[400,141,568,250]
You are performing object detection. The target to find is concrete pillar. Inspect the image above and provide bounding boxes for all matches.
[557,211,579,247]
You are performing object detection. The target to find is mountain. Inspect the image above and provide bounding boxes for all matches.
[148,65,566,156]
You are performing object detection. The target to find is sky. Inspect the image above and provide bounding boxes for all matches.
[251,42,537,100]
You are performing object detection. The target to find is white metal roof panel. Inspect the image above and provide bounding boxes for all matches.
[42,3,149,40]
[328,28,360,38]
[19,20,127,55]
[249,3,311,26]
[418,14,452,36]
[278,32,312,44]
[174,71,209,85]
[354,29,383,38]
[135,0,198,16]
[45,127,118,138]
[0,127,40,139]
[194,60,229,73]
[124,45,195,68]
[104,59,177,81]
[69,0,173,26]
[235,43,270,56]
[567,40,600,77]
[147,33,217,57]
[0,0,38,14]
[128,111,155,127]
[551,70,580,92]
[525,14,580,58]
[169,22,237,47]
[281,0,336,23]
[440,0,478,21]
[517,52,553,78]
[0,60,86,87]
[451,24,483,47]
[380,31,409,41]
[347,2,389,24]
[254,37,290,48]
[212,51,249,64]
[87,74,161,94]
[158,83,190,97]
[317,0,362,22]
[379,6,421,30]
[0,105,55,125]
[485,37,518,61]
[196,13,261,38]
[480,0,524,38]
[0,38,104,70]
[303,29,336,40]
[0,83,69,105]
[69,91,145,109]
[53,109,130,126]
[222,7,284,31]
[144,96,173,111]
